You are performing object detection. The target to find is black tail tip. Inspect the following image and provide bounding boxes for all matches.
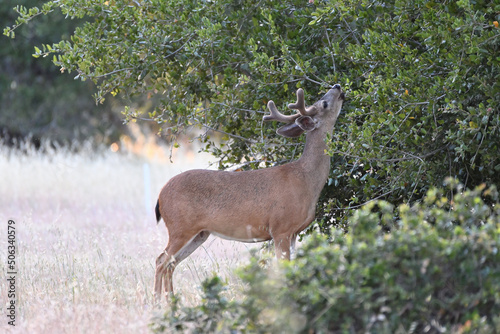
[155,200,161,223]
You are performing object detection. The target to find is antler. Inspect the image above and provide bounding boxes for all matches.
[288,88,318,116]
[263,88,318,123]
[263,100,301,123]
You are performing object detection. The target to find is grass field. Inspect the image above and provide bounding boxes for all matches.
[0,140,256,333]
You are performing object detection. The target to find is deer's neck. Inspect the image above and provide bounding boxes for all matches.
[297,127,331,187]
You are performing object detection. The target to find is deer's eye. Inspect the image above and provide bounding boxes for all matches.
[322,101,328,109]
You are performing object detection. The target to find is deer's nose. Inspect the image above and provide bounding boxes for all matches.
[332,84,341,90]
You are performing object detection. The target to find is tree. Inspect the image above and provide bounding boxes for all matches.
[5,0,499,228]
[0,0,123,144]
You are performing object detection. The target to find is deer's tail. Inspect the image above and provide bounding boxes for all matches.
[155,199,161,224]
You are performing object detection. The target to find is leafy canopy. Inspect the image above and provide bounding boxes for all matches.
[5,0,499,228]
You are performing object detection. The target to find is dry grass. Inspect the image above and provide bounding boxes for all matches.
[0,141,257,333]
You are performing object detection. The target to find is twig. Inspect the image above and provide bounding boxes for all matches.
[330,189,396,211]
[211,103,265,114]
[332,145,447,163]
[325,27,336,73]
[200,124,257,144]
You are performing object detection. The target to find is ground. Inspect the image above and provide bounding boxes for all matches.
[0,141,255,333]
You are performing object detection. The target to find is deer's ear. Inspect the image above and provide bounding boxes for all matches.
[296,116,318,132]
[276,116,318,138]
[276,123,305,138]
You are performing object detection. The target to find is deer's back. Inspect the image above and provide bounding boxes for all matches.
[158,165,315,240]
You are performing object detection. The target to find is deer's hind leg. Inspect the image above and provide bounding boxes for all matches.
[154,231,210,302]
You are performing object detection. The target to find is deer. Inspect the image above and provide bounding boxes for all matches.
[154,84,345,301]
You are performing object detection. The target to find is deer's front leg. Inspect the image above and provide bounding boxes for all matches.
[274,236,293,260]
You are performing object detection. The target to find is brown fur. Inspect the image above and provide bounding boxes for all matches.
[154,85,344,301]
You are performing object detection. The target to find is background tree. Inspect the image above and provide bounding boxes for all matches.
[0,0,124,144]
[5,0,499,229]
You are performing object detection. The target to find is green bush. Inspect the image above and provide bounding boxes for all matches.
[152,181,500,333]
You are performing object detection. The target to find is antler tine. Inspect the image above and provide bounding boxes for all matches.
[263,100,301,123]
[288,88,318,116]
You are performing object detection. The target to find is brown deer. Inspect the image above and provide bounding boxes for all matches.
[154,84,345,301]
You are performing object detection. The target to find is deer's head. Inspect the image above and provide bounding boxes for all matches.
[264,84,345,138]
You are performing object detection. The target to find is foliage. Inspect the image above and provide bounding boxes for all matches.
[4,0,499,226]
[318,0,500,231]
[152,181,500,333]
[150,277,245,333]
[0,0,122,143]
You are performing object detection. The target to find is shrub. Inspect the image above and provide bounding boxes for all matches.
[152,181,500,333]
